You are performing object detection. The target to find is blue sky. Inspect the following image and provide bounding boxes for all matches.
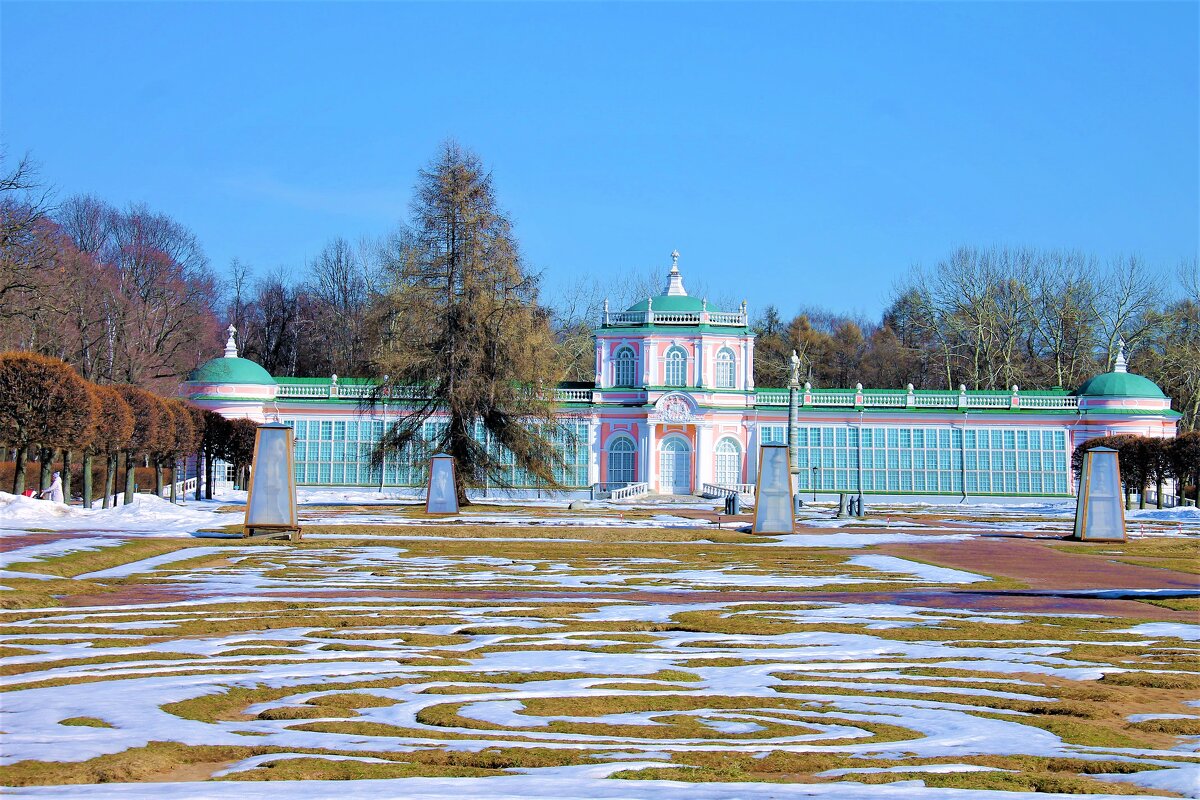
[2,2,1197,320]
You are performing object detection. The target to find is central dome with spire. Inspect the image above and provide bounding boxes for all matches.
[605,251,746,326]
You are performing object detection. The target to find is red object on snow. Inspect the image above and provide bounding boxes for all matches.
[21,489,36,498]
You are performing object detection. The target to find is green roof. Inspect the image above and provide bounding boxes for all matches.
[624,295,708,313]
[1075,371,1166,399]
[188,357,276,386]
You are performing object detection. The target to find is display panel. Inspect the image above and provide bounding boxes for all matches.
[244,423,299,536]
[753,444,795,534]
[1073,447,1126,541]
[426,455,459,515]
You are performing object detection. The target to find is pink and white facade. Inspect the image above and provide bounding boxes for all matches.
[186,255,1179,500]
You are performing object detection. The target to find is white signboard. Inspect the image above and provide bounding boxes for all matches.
[244,423,299,538]
[426,454,459,515]
[753,444,795,534]
[1073,446,1126,541]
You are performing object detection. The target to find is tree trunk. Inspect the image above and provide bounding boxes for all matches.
[1138,481,1146,510]
[195,450,203,501]
[13,454,26,494]
[124,451,136,505]
[1156,480,1164,510]
[205,446,214,500]
[63,449,73,504]
[82,451,94,509]
[39,448,53,494]
[170,462,177,504]
[104,453,117,508]
[154,461,163,497]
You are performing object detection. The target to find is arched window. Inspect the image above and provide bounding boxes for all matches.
[613,346,636,387]
[607,437,636,486]
[664,346,688,387]
[715,438,742,486]
[715,347,736,389]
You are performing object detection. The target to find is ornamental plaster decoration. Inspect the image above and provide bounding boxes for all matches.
[653,392,698,424]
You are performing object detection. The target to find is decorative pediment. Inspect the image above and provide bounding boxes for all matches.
[652,392,698,424]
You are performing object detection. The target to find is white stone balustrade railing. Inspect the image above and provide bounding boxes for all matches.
[753,389,1079,410]
[276,382,593,404]
[277,384,329,397]
[701,482,756,499]
[610,482,650,501]
[603,310,748,327]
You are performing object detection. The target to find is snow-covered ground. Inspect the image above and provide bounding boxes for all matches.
[0,492,243,537]
[1,488,1197,798]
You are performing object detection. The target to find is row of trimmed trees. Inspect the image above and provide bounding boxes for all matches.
[0,351,257,505]
[1073,433,1200,508]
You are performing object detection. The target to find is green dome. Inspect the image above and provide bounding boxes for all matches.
[624,295,708,313]
[188,356,277,386]
[1075,371,1165,399]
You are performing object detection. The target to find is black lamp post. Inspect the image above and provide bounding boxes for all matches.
[811,465,819,502]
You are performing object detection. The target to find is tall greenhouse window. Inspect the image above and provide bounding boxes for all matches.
[714,438,741,485]
[607,437,636,485]
[715,347,736,388]
[613,346,636,387]
[664,346,688,387]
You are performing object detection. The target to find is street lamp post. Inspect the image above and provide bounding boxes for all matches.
[811,465,819,503]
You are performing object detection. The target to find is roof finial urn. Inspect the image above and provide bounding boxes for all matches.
[1114,338,1128,373]
[224,324,239,358]
[664,250,687,296]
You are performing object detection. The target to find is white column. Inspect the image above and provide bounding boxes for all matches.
[645,422,657,490]
[747,421,759,484]
[695,340,704,388]
[588,416,601,486]
[695,423,712,487]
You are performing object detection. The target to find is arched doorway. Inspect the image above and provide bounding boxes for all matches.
[659,437,692,494]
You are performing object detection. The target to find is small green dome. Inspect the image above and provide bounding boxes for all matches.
[188,357,277,386]
[1075,371,1165,399]
[624,295,708,314]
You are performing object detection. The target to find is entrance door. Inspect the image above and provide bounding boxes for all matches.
[659,438,692,494]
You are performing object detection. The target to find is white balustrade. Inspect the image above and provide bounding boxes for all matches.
[810,392,857,406]
[604,310,748,327]
[554,388,593,402]
[610,482,650,501]
[755,391,790,405]
[701,482,756,498]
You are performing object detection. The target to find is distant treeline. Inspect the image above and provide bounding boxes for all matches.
[3,154,1196,429]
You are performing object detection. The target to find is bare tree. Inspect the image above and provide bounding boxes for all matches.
[1029,251,1100,388]
[1094,255,1161,368]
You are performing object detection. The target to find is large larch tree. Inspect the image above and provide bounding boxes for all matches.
[371,143,565,504]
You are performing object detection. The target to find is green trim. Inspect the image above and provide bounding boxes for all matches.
[598,325,752,334]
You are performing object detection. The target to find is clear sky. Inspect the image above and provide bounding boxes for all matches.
[2,2,1197,320]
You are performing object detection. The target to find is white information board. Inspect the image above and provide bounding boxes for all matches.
[1073,446,1126,541]
[426,454,460,515]
[753,444,796,534]
[244,423,299,537]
